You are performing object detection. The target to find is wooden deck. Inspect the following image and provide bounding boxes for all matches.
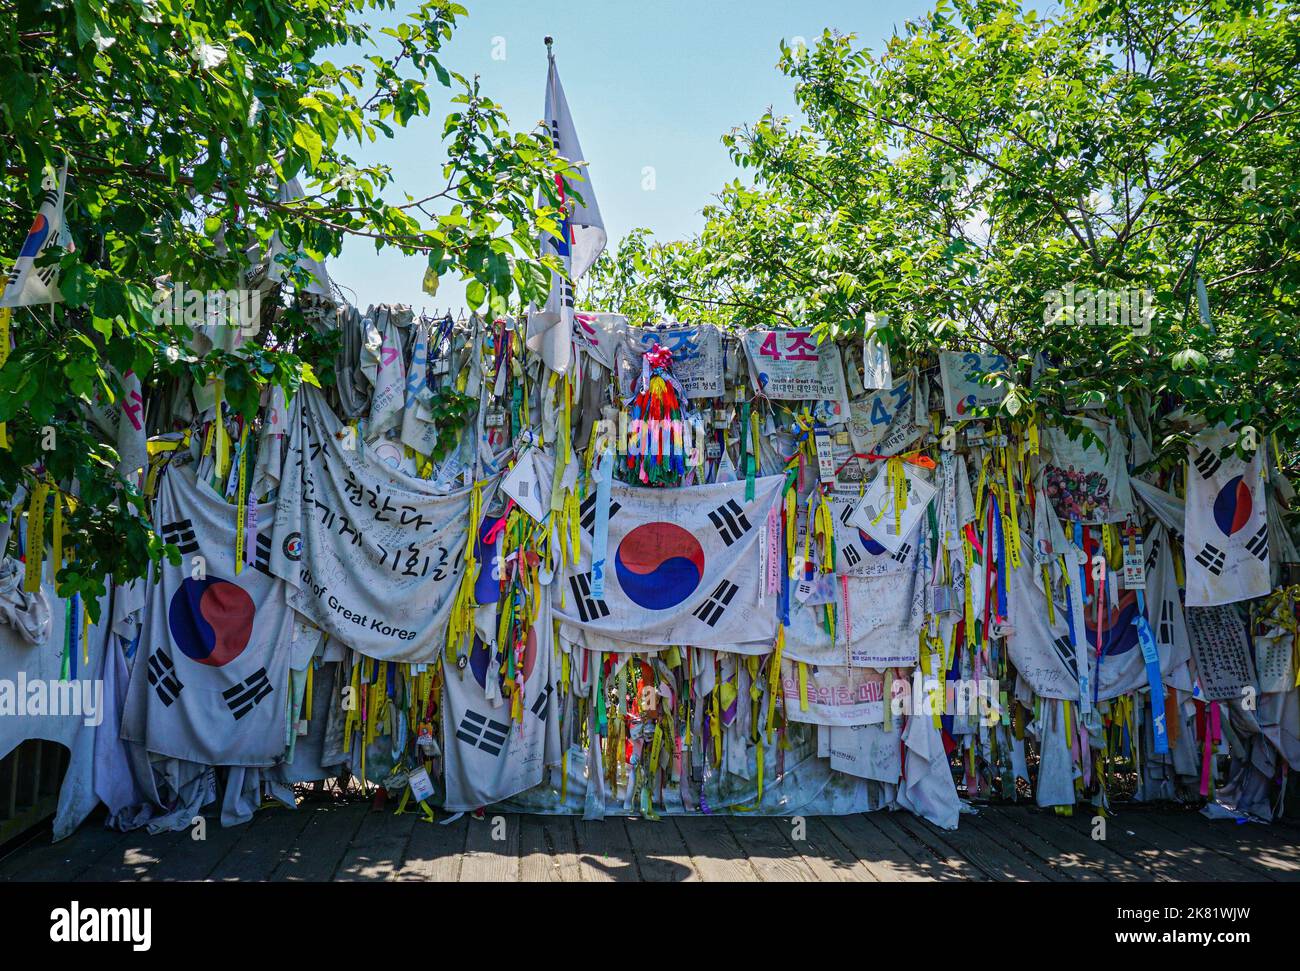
[3,800,1299,882]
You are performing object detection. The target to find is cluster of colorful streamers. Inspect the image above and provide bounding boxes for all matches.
[624,342,688,486]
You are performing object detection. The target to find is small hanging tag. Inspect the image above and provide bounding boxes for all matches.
[408,766,436,803]
[1122,542,1146,589]
[814,426,836,483]
[502,451,546,522]
[417,724,441,757]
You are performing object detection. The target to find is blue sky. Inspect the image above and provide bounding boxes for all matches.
[328,0,938,314]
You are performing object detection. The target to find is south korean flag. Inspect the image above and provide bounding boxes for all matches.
[442,598,561,811]
[830,489,916,577]
[556,476,784,648]
[1,163,71,308]
[1184,426,1270,606]
[846,462,936,555]
[525,47,606,374]
[120,465,295,768]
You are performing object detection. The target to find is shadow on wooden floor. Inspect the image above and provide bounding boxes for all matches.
[2,801,1298,882]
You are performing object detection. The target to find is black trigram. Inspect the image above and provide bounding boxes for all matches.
[223,667,273,720]
[692,579,739,627]
[160,519,200,555]
[456,710,510,757]
[839,503,855,528]
[252,532,274,576]
[1246,524,1269,561]
[1192,447,1222,479]
[1051,634,1080,680]
[1194,542,1226,576]
[568,572,610,622]
[891,542,912,562]
[530,683,554,721]
[842,545,862,568]
[147,652,184,706]
[1145,535,1161,573]
[1157,599,1176,646]
[708,499,752,546]
[579,492,621,533]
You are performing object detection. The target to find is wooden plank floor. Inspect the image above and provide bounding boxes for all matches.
[3,801,1299,882]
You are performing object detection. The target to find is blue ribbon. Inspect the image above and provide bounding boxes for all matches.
[1131,535,1169,753]
[589,449,614,598]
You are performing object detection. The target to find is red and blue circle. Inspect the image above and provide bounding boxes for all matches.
[857,529,887,555]
[17,214,50,259]
[469,635,494,688]
[168,576,255,667]
[469,630,536,690]
[615,523,705,610]
[1085,590,1140,656]
[1212,475,1253,536]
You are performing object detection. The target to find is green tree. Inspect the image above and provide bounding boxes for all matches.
[0,0,576,611]
[584,0,1300,470]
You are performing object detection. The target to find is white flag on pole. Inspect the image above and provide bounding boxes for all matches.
[527,43,606,374]
[1,163,70,309]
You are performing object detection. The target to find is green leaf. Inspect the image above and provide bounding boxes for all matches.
[292,123,323,168]
[1172,349,1208,371]
[59,263,94,307]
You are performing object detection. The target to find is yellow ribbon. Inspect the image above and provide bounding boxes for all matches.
[0,306,10,449]
[23,481,49,593]
[234,422,249,574]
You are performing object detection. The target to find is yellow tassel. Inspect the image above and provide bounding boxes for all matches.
[304,663,314,722]
[766,628,784,741]
[213,380,230,480]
